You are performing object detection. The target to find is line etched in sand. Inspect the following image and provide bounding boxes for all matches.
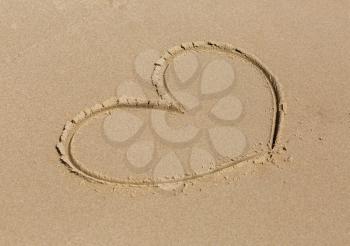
[56,41,285,186]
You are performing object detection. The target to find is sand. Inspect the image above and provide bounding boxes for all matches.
[1,0,349,245]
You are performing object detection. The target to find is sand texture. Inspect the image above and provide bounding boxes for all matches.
[57,42,284,186]
[0,0,349,245]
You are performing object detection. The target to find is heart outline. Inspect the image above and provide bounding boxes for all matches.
[56,41,285,186]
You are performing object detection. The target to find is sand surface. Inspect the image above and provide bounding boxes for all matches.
[1,0,349,245]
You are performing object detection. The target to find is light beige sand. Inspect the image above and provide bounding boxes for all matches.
[1,0,349,245]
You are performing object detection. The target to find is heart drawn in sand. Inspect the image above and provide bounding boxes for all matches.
[56,41,285,189]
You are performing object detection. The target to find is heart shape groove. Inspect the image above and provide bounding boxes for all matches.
[56,41,285,186]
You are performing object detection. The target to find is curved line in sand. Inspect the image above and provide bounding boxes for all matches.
[152,41,285,148]
[56,41,285,186]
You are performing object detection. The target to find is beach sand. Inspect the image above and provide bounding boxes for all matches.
[0,0,349,245]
